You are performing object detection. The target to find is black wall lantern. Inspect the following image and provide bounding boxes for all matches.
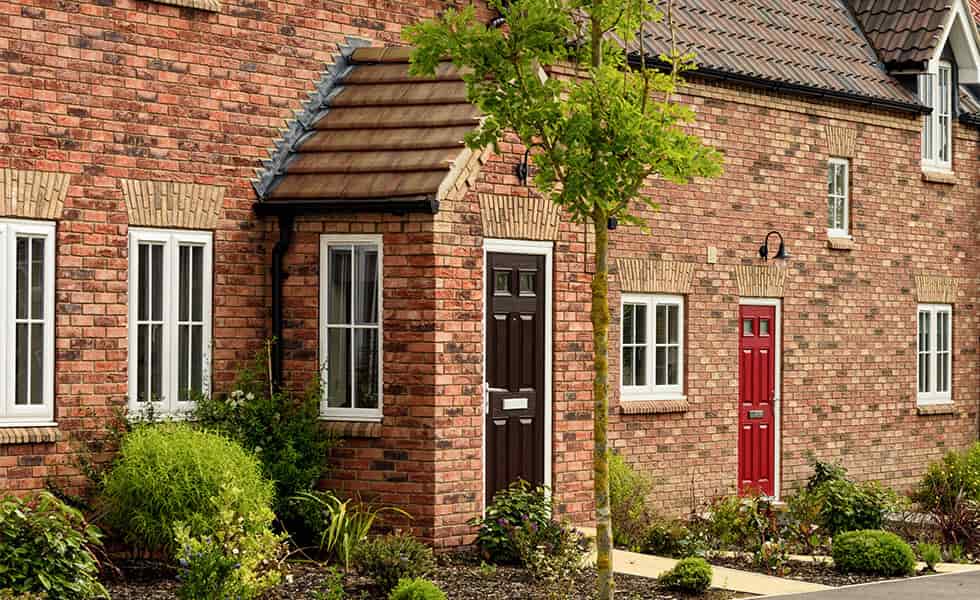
[758,230,789,261]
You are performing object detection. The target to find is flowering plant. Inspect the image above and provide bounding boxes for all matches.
[470,480,552,563]
[174,486,287,600]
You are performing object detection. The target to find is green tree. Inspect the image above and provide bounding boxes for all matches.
[407,1,721,597]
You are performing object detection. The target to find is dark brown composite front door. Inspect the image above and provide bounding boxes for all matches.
[485,252,546,505]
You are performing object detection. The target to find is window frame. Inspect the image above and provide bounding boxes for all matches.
[917,303,953,406]
[620,293,685,402]
[0,219,56,426]
[827,157,850,238]
[921,60,954,172]
[319,234,384,422]
[127,227,213,417]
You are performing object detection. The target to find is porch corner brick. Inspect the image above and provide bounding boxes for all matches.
[0,426,60,445]
[619,399,689,415]
[322,421,383,438]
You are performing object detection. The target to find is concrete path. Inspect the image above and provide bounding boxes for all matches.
[761,569,980,599]
[610,548,831,595]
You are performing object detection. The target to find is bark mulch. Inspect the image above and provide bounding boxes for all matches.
[105,554,748,599]
[709,555,926,588]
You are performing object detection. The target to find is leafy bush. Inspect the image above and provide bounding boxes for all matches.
[832,530,916,576]
[174,485,287,600]
[658,557,712,593]
[313,567,346,600]
[912,443,980,549]
[917,542,942,571]
[511,519,589,600]
[0,492,108,599]
[642,518,691,557]
[785,487,829,554]
[471,480,551,563]
[352,533,436,594]
[704,494,773,553]
[0,592,46,600]
[388,578,447,600]
[192,354,337,533]
[101,422,274,552]
[805,460,899,535]
[609,452,655,551]
[296,490,409,569]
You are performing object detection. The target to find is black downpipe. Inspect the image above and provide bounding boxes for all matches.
[271,214,294,390]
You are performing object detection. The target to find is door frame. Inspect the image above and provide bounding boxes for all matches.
[738,297,782,499]
[482,238,553,512]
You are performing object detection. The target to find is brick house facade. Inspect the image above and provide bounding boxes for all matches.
[3,0,980,548]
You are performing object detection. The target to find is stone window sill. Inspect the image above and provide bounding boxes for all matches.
[619,398,689,415]
[322,420,382,438]
[921,169,957,185]
[151,0,221,11]
[827,236,854,251]
[917,403,957,416]
[0,425,60,445]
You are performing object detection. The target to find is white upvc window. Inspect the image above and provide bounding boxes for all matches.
[827,158,850,237]
[0,220,55,426]
[128,228,213,416]
[921,61,954,171]
[917,303,952,405]
[621,294,684,401]
[320,235,382,421]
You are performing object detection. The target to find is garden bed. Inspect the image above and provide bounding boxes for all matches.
[105,554,747,599]
[709,555,923,587]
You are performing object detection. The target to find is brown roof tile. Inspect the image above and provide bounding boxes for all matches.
[846,1,952,69]
[633,0,919,108]
[255,46,482,211]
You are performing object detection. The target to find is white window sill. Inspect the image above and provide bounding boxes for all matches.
[917,402,956,416]
[921,168,956,185]
[319,414,383,423]
[0,421,57,428]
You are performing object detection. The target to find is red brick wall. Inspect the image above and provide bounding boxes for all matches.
[0,0,474,494]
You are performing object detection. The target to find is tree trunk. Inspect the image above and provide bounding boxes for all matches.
[592,210,614,600]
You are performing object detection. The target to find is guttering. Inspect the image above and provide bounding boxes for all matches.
[628,55,929,116]
[270,213,294,391]
[960,112,980,126]
[253,196,439,217]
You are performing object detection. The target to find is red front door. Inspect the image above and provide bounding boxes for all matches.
[738,305,776,496]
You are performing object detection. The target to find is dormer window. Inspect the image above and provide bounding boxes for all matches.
[920,60,953,172]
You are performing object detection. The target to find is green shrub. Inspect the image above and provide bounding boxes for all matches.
[917,542,942,571]
[642,518,691,557]
[191,354,338,535]
[0,492,108,599]
[912,443,980,549]
[832,530,916,576]
[388,578,447,600]
[704,494,772,553]
[296,490,409,570]
[512,519,589,600]
[471,480,551,563]
[805,460,899,535]
[609,452,655,551]
[353,533,436,594]
[101,422,274,552]
[313,567,346,600]
[785,486,829,554]
[174,486,287,600]
[658,557,712,593]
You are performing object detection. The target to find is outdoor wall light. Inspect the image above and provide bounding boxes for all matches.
[758,230,789,261]
[515,148,530,185]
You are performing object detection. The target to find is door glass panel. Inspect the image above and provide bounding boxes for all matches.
[759,319,770,336]
[494,270,510,295]
[743,318,753,336]
[328,247,352,324]
[519,271,536,296]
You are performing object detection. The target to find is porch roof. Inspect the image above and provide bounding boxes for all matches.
[252,46,484,215]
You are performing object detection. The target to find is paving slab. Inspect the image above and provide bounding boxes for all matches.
[761,569,980,599]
